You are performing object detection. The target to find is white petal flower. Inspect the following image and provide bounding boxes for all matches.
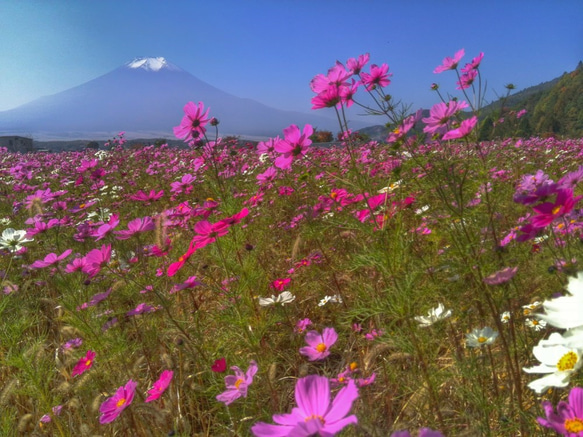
[500,311,511,324]
[465,327,498,348]
[0,228,34,253]
[525,318,546,331]
[414,303,452,327]
[537,273,583,329]
[523,335,583,393]
[318,294,343,307]
[258,291,296,307]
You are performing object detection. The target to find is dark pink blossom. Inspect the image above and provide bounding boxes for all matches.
[360,63,391,90]
[299,327,338,361]
[145,370,173,402]
[173,102,211,143]
[274,124,313,170]
[114,216,155,240]
[434,48,465,73]
[99,379,136,424]
[71,350,95,377]
[30,249,72,269]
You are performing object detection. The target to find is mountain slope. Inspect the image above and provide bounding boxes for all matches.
[0,57,371,140]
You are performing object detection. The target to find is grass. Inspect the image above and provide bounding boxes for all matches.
[1,131,582,436]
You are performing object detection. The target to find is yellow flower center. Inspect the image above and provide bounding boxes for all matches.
[85,360,92,367]
[349,362,358,371]
[565,418,583,433]
[531,320,539,325]
[80,204,86,209]
[477,336,488,343]
[331,192,338,199]
[116,398,126,408]
[552,205,561,215]
[393,127,400,135]
[316,343,327,353]
[234,378,243,389]
[304,414,325,424]
[557,351,578,371]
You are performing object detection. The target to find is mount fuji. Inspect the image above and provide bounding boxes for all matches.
[0,57,372,140]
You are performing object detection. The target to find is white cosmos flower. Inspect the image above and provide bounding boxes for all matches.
[465,327,498,348]
[414,303,452,327]
[258,291,296,307]
[500,311,511,324]
[0,228,34,253]
[523,334,583,393]
[525,318,547,331]
[537,273,583,329]
[318,294,343,307]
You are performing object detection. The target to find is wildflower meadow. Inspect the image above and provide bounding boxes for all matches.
[3,49,583,436]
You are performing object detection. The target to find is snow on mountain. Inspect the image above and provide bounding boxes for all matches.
[0,57,372,140]
[125,57,182,72]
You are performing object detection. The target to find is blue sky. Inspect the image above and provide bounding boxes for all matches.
[1,0,581,118]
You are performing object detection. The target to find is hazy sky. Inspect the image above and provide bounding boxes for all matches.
[1,0,581,117]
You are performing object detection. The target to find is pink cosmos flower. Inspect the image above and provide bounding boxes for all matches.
[99,379,136,424]
[311,86,342,109]
[274,124,313,170]
[484,267,518,285]
[423,100,469,135]
[538,386,583,435]
[442,116,478,140]
[257,137,281,155]
[129,189,164,202]
[270,278,291,292]
[216,360,258,405]
[456,69,478,90]
[114,216,155,240]
[360,63,391,90]
[173,102,211,143]
[310,62,351,94]
[433,48,465,73]
[294,318,312,334]
[71,350,95,377]
[82,244,112,277]
[386,109,423,143]
[516,109,527,119]
[126,303,158,316]
[257,167,278,185]
[461,52,484,73]
[30,249,72,269]
[251,375,358,436]
[145,370,173,402]
[531,189,580,229]
[299,327,338,361]
[346,53,370,75]
[212,357,227,373]
[93,214,120,241]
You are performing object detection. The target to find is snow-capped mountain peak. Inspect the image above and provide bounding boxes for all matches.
[125,57,181,72]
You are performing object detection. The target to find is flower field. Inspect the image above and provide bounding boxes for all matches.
[2,50,583,436]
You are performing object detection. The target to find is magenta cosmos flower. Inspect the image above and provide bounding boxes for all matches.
[251,375,358,436]
[99,379,136,424]
[173,101,211,143]
[145,370,173,402]
[442,116,478,140]
[216,360,258,405]
[360,63,391,90]
[30,249,72,269]
[422,100,469,135]
[538,386,583,435]
[433,48,465,73]
[71,350,95,377]
[274,124,313,170]
[299,327,338,361]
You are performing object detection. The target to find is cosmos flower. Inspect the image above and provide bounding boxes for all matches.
[99,379,136,424]
[537,386,583,435]
[0,228,34,253]
[524,336,582,394]
[216,360,258,405]
[71,350,95,377]
[251,375,358,436]
[433,48,465,73]
[258,291,296,307]
[465,327,499,348]
[299,328,338,361]
[414,303,452,327]
[173,101,211,143]
[145,370,173,402]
